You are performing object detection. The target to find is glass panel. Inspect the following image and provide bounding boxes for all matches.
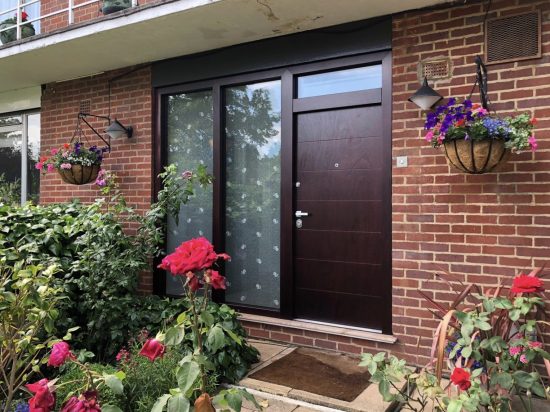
[0,1,40,45]
[297,65,382,98]
[0,117,22,204]
[26,112,40,203]
[165,91,214,295]
[224,80,281,309]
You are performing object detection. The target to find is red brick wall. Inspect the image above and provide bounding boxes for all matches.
[40,0,163,35]
[40,66,154,291]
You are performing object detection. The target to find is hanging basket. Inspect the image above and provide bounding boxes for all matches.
[443,138,510,174]
[57,164,100,185]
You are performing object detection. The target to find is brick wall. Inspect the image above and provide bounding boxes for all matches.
[40,66,154,291]
[40,0,162,35]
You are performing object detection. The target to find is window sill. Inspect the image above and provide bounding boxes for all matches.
[239,313,398,345]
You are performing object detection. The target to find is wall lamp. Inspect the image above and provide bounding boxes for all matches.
[78,112,133,152]
[408,77,443,110]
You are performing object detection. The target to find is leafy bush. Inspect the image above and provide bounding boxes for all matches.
[0,165,212,362]
[0,174,20,206]
[0,264,62,412]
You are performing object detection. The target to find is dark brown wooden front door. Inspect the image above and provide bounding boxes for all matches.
[292,65,391,331]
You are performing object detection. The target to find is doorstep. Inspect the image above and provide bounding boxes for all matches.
[237,340,401,412]
[239,314,398,345]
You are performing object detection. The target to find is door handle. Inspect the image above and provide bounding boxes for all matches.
[295,210,310,218]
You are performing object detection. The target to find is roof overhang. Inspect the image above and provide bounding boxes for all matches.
[0,0,450,93]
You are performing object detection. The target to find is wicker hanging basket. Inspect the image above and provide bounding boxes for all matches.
[57,164,100,185]
[443,138,510,174]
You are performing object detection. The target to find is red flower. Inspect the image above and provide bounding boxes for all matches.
[48,342,73,367]
[450,367,471,391]
[26,379,55,412]
[139,338,165,361]
[158,237,227,275]
[209,270,226,290]
[63,143,70,149]
[455,119,465,127]
[186,272,201,292]
[511,274,544,294]
[531,117,538,125]
[40,156,48,163]
[61,391,101,412]
[21,11,29,21]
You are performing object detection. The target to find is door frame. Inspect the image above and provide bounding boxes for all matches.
[153,51,393,334]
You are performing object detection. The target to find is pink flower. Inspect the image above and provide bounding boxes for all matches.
[520,354,528,364]
[529,341,543,349]
[139,339,165,361]
[47,164,55,173]
[528,135,538,152]
[425,130,434,142]
[181,170,193,180]
[35,162,44,170]
[48,342,73,367]
[509,346,522,356]
[51,148,59,155]
[116,349,130,363]
[60,163,72,170]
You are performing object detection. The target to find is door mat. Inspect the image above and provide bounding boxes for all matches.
[248,347,371,402]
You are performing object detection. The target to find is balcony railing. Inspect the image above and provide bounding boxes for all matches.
[0,0,139,46]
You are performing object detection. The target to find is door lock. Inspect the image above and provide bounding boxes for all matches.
[295,210,309,218]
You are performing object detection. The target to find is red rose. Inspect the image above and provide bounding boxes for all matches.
[158,237,228,275]
[61,391,101,412]
[139,338,165,361]
[26,379,55,412]
[48,342,73,367]
[186,272,201,292]
[450,367,471,391]
[209,270,226,290]
[511,274,544,294]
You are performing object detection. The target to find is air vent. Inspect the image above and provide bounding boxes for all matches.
[485,11,541,64]
[420,59,451,80]
[79,99,91,114]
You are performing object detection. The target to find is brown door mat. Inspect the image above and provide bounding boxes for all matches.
[248,347,371,402]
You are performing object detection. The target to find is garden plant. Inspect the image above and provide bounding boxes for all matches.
[361,267,550,412]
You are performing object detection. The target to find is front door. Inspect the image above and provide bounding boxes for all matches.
[292,61,391,332]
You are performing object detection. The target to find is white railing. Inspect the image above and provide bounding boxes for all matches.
[0,0,139,44]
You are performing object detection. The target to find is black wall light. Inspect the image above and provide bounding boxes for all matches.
[408,76,443,110]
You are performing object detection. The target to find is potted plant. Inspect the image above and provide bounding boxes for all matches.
[423,98,537,174]
[36,142,108,185]
[0,11,36,45]
[102,0,132,15]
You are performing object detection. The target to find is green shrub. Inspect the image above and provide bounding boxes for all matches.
[0,165,212,362]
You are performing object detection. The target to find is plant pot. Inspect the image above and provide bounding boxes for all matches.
[102,0,132,14]
[443,138,510,174]
[58,165,100,185]
[0,19,36,45]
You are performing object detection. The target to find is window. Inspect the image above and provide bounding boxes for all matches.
[0,1,41,45]
[0,111,40,204]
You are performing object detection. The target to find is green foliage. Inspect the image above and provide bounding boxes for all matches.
[0,165,212,361]
[0,264,62,412]
[0,174,20,206]
[0,18,35,44]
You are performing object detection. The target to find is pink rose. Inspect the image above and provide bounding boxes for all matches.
[48,342,73,367]
[139,339,165,361]
[61,391,101,412]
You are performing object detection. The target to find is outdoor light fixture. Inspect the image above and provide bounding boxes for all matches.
[105,119,133,140]
[77,112,133,152]
[408,77,443,110]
